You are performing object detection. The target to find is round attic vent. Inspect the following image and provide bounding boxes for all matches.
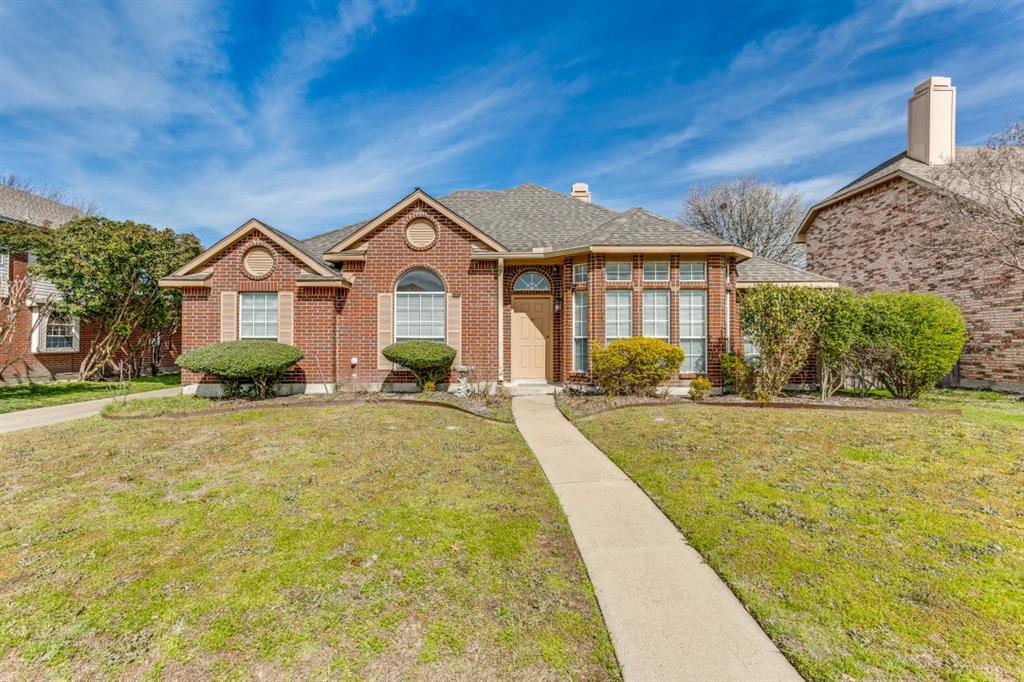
[242,246,275,279]
[405,218,437,250]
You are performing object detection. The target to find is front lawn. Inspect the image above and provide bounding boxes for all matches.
[0,403,619,679]
[0,374,180,414]
[570,390,1024,680]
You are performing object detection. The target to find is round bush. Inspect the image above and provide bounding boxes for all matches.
[382,340,457,390]
[176,340,303,398]
[688,375,712,402]
[859,292,967,399]
[591,337,684,396]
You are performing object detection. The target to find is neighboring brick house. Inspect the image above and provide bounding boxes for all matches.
[162,183,834,395]
[0,185,178,382]
[795,77,1023,392]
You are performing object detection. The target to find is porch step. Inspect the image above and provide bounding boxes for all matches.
[505,381,560,396]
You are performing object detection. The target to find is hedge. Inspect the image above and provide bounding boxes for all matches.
[591,337,684,395]
[175,340,303,398]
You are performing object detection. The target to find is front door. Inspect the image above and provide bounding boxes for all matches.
[511,296,552,380]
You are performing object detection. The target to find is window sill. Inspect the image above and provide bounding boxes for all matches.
[36,347,78,354]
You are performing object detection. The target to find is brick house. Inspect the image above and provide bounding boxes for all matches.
[0,185,179,382]
[162,183,834,395]
[795,77,1023,392]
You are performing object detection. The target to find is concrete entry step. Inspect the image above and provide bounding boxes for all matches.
[505,381,560,396]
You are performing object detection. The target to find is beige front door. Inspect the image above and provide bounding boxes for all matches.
[511,296,552,380]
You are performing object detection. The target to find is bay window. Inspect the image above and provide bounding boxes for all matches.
[605,290,632,340]
[642,290,669,341]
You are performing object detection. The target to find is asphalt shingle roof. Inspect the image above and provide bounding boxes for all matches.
[736,256,835,284]
[301,219,369,255]
[823,147,982,202]
[584,207,732,247]
[0,185,83,227]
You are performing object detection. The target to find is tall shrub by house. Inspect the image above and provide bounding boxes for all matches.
[816,288,865,399]
[858,292,967,399]
[738,285,827,402]
[591,337,684,395]
[382,340,457,390]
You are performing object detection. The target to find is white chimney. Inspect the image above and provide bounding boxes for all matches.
[907,76,956,165]
[570,182,592,203]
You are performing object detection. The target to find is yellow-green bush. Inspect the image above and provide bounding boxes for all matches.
[591,337,684,395]
[688,375,712,401]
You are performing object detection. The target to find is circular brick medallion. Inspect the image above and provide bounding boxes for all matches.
[405,218,438,250]
[242,246,275,279]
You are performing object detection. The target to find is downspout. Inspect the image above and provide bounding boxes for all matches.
[724,261,731,351]
[497,257,504,385]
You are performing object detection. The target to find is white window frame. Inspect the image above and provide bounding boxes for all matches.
[31,309,80,353]
[395,269,446,344]
[642,289,669,340]
[679,290,707,373]
[604,290,632,340]
[0,251,9,297]
[572,291,589,372]
[679,261,706,282]
[573,263,588,284]
[643,260,669,282]
[239,292,279,340]
[605,261,632,282]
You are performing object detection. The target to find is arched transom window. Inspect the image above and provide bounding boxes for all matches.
[395,268,445,343]
[513,272,551,292]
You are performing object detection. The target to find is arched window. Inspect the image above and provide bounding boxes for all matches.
[395,268,445,343]
[513,272,551,292]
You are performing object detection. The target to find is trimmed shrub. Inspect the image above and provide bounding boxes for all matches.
[382,340,456,390]
[175,340,303,398]
[816,288,865,399]
[859,292,967,399]
[591,338,684,396]
[688,376,712,402]
[739,285,829,401]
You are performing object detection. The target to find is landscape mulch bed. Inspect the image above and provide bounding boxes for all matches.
[102,395,514,424]
[562,395,960,420]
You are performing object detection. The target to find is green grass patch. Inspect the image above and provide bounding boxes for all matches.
[0,403,618,679]
[574,389,1024,681]
[0,374,179,414]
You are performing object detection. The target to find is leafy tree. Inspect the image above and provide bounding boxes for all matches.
[738,284,827,401]
[0,220,57,379]
[31,217,202,380]
[859,293,967,399]
[683,176,805,266]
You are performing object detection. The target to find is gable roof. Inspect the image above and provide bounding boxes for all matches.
[736,256,836,287]
[0,185,83,227]
[324,188,507,254]
[162,218,344,284]
[794,148,982,242]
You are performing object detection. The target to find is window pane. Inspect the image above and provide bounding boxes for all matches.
[679,290,706,372]
[514,272,551,291]
[605,290,631,339]
[574,339,589,372]
[606,261,631,281]
[573,291,589,371]
[643,261,669,281]
[396,268,444,292]
[239,293,278,340]
[394,291,445,343]
[681,339,706,372]
[680,261,706,281]
[573,263,588,283]
[642,290,669,339]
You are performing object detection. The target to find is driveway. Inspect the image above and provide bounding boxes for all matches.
[0,387,181,433]
[512,394,802,682]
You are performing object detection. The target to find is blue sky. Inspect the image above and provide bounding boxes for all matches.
[1,0,1022,246]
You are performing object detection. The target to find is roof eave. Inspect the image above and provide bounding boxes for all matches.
[736,280,838,289]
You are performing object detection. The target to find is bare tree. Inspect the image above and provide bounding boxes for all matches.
[931,121,1024,273]
[0,273,53,381]
[682,176,805,266]
[0,173,100,216]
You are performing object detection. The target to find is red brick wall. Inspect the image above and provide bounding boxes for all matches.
[1,253,180,382]
[804,177,1024,390]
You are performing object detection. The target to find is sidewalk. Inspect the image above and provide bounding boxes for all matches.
[0,387,181,434]
[512,395,802,682]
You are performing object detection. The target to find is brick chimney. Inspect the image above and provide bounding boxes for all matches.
[570,182,591,203]
[907,76,956,165]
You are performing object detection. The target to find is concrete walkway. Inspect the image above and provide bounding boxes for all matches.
[0,387,181,434]
[512,395,802,682]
